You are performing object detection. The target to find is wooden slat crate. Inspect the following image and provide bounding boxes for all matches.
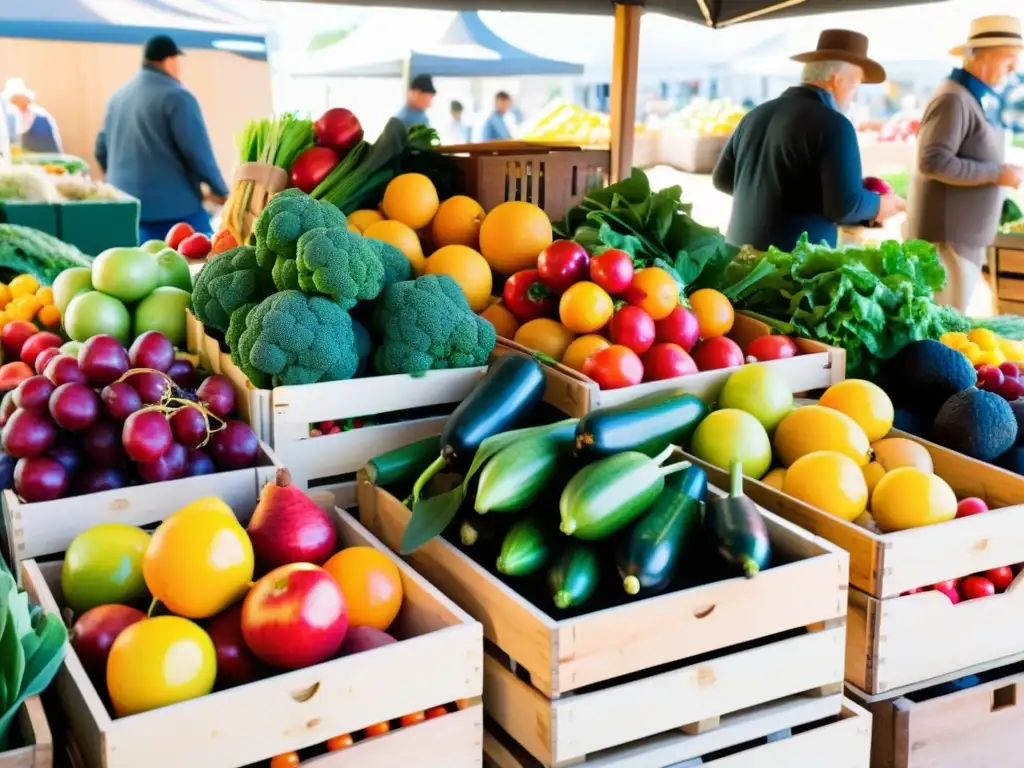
[21,492,483,768]
[0,697,52,768]
[686,430,1024,696]
[358,473,849,766]
[491,312,845,417]
[993,236,1024,312]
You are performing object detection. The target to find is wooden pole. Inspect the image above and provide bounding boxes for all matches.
[609,2,641,183]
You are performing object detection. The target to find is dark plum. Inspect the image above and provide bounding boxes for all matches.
[125,372,169,405]
[78,336,131,387]
[33,347,61,375]
[128,332,175,373]
[47,434,84,476]
[185,448,216,477]
[167,359,198,389]
[12,376,53,413]
[207,420,259,470]
[83,419,127,466]
[0,391,15,428]
[169,406,207,449]
[196,376,235,419]
[101,382,143,422]
[49,383,101,432]
[137,442,188,483]
[122,411,172,462]
[1,320,38,361]
[43,355,87,387]
[71,465,129,495]
[1,409,57,458]
[19,333,62,370]
[14,456,68,502]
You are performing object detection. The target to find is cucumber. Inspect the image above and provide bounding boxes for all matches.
[617,464,706,596]
[548,544,600,610]
[705,461,771,578]
[496,518,550,577]
[560,445,691,540]
[575,391,708,459]
[366,435,441,486]
[475,421,577,514]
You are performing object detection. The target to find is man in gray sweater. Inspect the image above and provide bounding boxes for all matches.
[906,15,1023,312]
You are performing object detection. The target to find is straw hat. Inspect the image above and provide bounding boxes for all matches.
[1,78,34,102]
[950,15,1023,57]
[790,30,886,85]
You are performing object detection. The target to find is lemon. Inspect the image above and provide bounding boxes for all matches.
[968,328,997,351]
[871,467,957,533]
[783,451,868,522]
[862,462,886,496]
[773,405,872,467]
[819,379,894,442]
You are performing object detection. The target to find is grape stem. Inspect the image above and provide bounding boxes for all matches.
[115,367,227,448]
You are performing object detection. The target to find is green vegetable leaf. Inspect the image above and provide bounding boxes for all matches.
[0,607,25,713]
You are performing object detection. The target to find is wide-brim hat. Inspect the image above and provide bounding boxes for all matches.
[1,78,34,102]
[790,29,886,85]
[950,15,1023,57]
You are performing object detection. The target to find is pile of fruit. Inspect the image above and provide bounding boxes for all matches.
[940,328,1024,368]
[519,101,614,146]
[653,99,747,138]
[0,274,61,333]
[0,329,259,502]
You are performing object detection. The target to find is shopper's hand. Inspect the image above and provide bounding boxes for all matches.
[998,164,1024,189]
[876,192,906,222]
[206,193,228,206]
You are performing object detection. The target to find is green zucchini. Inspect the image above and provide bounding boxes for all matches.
[366,435,442,486]
[548,544,600,610]
[575,391,708,459]
[705,461,771,578]
[560,445,691,540]
[496,518,550,577]
[475,421,577,514]
[617,464,707,596]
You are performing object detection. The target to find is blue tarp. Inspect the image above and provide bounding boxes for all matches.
[0,0,266,60]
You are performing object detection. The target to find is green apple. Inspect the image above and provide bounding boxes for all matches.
[62,523,151,614]
[133,286,192,346]
[718,364,794,433]
[141,239,167,254]
[64,291,131,346]
[153,248,193,292]
[60,341,83,359]
[690,409,773,479]
[52,267,93,315]
[92,247,160,303]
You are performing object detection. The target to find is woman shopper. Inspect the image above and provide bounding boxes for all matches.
[1,78,62,154]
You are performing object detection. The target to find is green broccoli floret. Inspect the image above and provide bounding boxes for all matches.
[295,227,386,310]
[353,319,372,376]
[225,302,268,387]
[373,274,496,375]
[365,237,413,286]
[190,246,274,333]
[253,189,348,290]
[235,291,360,387]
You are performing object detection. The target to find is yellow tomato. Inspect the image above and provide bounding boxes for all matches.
[479,302,519,339]
[967,328,997,351]
[34,286,54,306]
[0,284,10,310]
[975,348,1006,366]
[8,274,39,299]
[940,331,969,350]
[514,318,577,360]
[688,288,734,337]
[961,343,984,366]
[627,268,680,321]
[561,334,610,372]
[558,282,613,334]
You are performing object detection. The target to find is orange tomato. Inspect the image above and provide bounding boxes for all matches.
[322,547,403,631]
[513,318,576,360]
[365,721,391,737]
[269,753,300,768]
[479,302,519,339]
[558,281,614,334]
[326,734,354,751]
[400,711,426,727]
[561,334,610,372]
[625,268,679,320]
[425,706,449,719]
[688,289,734,338]
[37,305,62,328]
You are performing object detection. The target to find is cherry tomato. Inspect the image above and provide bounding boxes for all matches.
[270,753,300,768]
[745,335,798,362]
[537,240,590,293]
[933,583,960,604]
[984,566,1015,592]
[559,282,614,334]
[582,345,644,389]
[959,575,996,601]
[455,699,472,710]
[589,249,634,294]
[400,711,426,727]
[364,721,391,737]
[625,268,679,320]
[326,734,354,751]
[642,343,697,381]
[561,334,610,372]
[691,337,744,371]
[688,288,734,338]
[425,706,449,719]
[654,306,699,351]
[608,306,656,355]
[955,497,988,518]
[502,270,556,323]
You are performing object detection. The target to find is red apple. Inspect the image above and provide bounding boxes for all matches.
[691,336,744,371]
[71,604,146,683]
[242,563,348,669]
[956,497,988,518]
[206,603,263,688]
[654,306,700,352]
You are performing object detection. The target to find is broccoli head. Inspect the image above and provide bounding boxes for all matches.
[365,237,413,286]
[373,274,496,375]
[236,291,359,386]
[296,227,385,310]
[226,302,268,387]
[253,188,348,285]
[190,246,274,333]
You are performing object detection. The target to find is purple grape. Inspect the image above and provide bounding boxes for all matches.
[46,434,83,476]
[169,407,208,449]
[1000,361,1021,380]
[207,421,259,471]
[83,419,127,467]
[167,359,198,389]
[137,442,188,483]
[101,382,143,422]
[976,365,1004,391]
[185,448,216,477]
[71,465,129,495]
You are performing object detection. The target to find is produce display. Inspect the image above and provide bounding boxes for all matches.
[648,98,747,137]
[519,101,615,146]
[0,164,123,203]
[0,224,93,285]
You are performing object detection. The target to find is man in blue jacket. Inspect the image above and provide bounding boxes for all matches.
[713,30,905,251]
[96,35,229,244]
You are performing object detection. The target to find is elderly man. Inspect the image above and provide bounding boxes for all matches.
[905,15,1023,312]
[713,30,905,252]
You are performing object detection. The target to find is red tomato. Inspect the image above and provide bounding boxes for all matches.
[608,306,656,355]
[326,734,354,751]
[933,583,960,604]
[654,306,699,352]
[425,706,449,719]
[691,337,744,371]
[582,345,644,390]
[269,753,300,768]
[959,575,996,601]
[745,335,799,363]
[537,240,590,293]
[502,270,556,323]
[165,222,194,250]
[400,711,426,727]
[364,721,391,737]
[642,343,697,382]
[589,249,634,294]
[984,566,1015,592]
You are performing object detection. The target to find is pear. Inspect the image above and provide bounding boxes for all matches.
[247,469,337,571]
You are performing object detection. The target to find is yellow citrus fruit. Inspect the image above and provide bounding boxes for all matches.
[143,498,254,619]
[363,220,425,276]
[783,451,868,522]
[382,173,439,230]
[478,201,553,275]
[107,617,216,717]
[0,284,10,309]
[762,467,786,491]
[347,223,360,234]
[818,379,894,442]
[348,209,384,233]
[871,437,933,473]
[862,462,885,496]
[871,467,957,533]
[34,286,54,305]
[479,302,519,339]
[8,274,39,299]
[561,334,611,372]
[425,245,493,312]
[940,331,969,350]
[432,196,485,249]
[968,328,997,351]
[559,282,614,334]
[37,305,62,328]
[773,405,872,467]
[514,318,577,360]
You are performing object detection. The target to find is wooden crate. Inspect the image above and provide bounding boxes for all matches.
[491,312,845,417]
[358,474,849,766]
[186,311,482,493]
[20,491,483,768]
[657,131,730,174]
[0,697,52,768]
[2,443,278,572]
[484,698,871,767]
[993,235,1024,311]
[685,432,1024,695]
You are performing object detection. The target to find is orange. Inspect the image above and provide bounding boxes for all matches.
[559,282,614,334]
[425,245,493,312]
[37,305,62,328]
[323,546,403,631]
[514,318,576,360]
[363,220,425,276]
[382,173,439,230]
[432,195,485,249]
[480,302,519,339]
[688,288,734,337]
[561,334,610,371]
[478,201,553,274]
[347,223,361,234]
[819,379,894,442]
[347,209,384,233]
[626,268,679,321]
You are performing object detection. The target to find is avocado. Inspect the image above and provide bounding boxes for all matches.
[1009,399,1024,445]
[996,445,1024,475]
[932,388,1017,462]
[893,407,929,439]
[884,340,977,414]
